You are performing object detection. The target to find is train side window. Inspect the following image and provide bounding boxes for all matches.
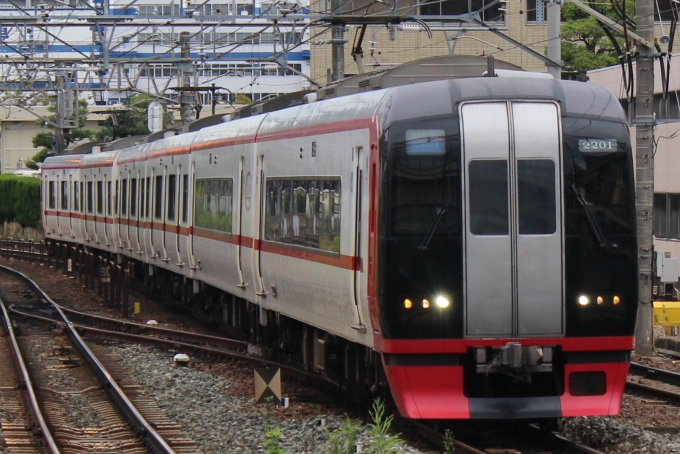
[167,174,177,221]
[96,180,104,215]
[107,181,112,215]
[264,178,341,253]
[130,178,138,217]
[182,174,189,224]
[114,180,118,215]
[194,178,233,232]
[155,175,163,220]
[121,179,128,216]
[87,181,94,214]
[146,177,151,219]
[48,181,56,209]
[140,179,146,218]
[73,182,80,212]
[60,181,68,210]
[81,182,85,214]
[517,159,556,235]
[469,160,508,235]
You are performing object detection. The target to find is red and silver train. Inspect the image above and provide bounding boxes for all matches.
[42,76,638,420]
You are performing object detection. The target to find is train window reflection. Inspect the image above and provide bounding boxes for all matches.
[264,178,341,253]
[518,160,556,235]
[194,178,233,233]
[469,160,509,235]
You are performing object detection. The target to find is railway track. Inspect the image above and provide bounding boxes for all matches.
[0,265,198,453]
[627,361,680,401]
[0,256,607,454]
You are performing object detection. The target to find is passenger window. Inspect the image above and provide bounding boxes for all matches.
[140,179,146,218]
[146,177,151,219]
[73,182,80,212]
[155,175,163,220]
[194,178,233,232]
[469,160,508,235]
[130,178,138,217]
[264,178,341,253]
[96,181,104,215]
[87,181,94,214]
[107,181,112,215]
[60,181,68,210]
[167,174,176,221]
[48,181,56,209]
[121,179,128,216]
[182,175,189,224]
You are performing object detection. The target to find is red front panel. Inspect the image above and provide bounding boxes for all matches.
[383,363,470,419]
[560,362,630,417]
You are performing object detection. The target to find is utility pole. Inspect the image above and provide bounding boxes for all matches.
[178,31,194,126]
[634,0,656,356]
[546,0,561,79]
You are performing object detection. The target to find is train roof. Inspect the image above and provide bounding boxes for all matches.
[257,89,390,138]
[41,154,85,170]
[383,77,627,125]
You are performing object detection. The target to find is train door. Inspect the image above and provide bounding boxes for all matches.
[462,101,563,337]
[68,175,75,238]
[351,146,366,330]
[236,156,246,288]
[56,176,65,236]
[254,154,266,297]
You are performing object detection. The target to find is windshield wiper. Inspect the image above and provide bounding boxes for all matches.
[418,192,455,251]
[571,183,607,248]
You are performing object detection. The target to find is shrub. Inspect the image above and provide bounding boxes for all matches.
[0,175,41,229]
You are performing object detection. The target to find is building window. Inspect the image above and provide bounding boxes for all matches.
[654,193,680,239]
[421,0,503,21]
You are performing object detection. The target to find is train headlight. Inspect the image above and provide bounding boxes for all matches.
[597,296,604,305]
[404,299,413,309]
[578,295,589,306]
[435,296,450,308]
[613,295,621,305]
[422,299,431,309]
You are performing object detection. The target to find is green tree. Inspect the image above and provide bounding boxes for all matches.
[561,1,634,75]
[95,94,170,142]
[26,99,95,169]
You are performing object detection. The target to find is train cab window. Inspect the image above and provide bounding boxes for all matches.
[182,175,189,224]
[155,175,163,220]
[194,178,233,232]
[107,181,112,215]
[167,174,176,221]
[87,181,94,214]
[264,178,341,253]
[469,160,508,235]
[130,178,138,216]
[96,181,104,215]
[60,181,68,210]
[517,160,556,235]
[121,179,128,216]
[73,182,80,212]
[48,181,56,209]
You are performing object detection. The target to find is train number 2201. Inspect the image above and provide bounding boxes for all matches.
[578,138,617,152]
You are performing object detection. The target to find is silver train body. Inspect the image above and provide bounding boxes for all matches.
[42,77,638,420]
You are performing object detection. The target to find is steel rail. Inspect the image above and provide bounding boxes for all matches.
[0,264,177,454]
[0,297,61,454]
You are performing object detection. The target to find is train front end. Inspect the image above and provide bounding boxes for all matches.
[374,78,638,419]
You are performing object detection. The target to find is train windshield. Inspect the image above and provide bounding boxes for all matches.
[378,117,464,339]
